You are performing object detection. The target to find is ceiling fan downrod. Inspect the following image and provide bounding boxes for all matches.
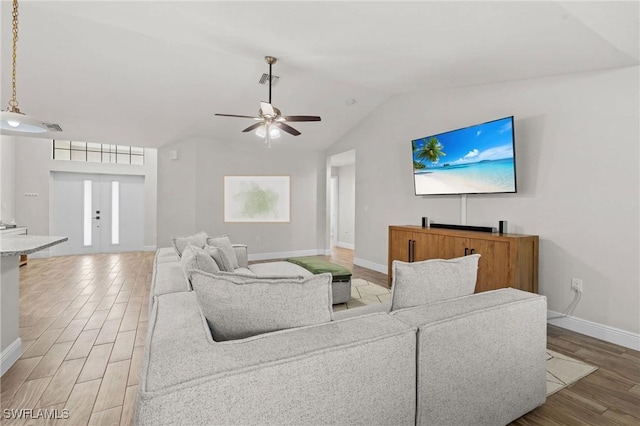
[265,56,277,105]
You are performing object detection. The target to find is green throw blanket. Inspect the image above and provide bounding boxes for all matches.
[286,257,352,279]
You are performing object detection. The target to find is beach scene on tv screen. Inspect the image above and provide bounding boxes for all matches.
[413,117,516,195]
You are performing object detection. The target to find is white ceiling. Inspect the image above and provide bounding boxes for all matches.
[1,1,638,150]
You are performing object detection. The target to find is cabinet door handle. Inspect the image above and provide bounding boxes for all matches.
[411,240,416,262]
[408,239,412,262]
[464,247,469,256]
[470,248,475,254]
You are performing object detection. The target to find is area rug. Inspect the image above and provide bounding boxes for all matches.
[545,349,598,395]
[337,279,598,396]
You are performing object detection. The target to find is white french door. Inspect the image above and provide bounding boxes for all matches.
[51,172,145,255]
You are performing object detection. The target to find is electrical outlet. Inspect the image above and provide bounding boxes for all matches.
[571,277,583,293]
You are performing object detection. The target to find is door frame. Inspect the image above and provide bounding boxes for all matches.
[49,171,145,256]
[326,150,356,253]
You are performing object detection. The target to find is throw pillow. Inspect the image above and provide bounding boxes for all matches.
[171,231,208,257]
[390,254,480,311]
[204,246,234,272]
[180,244,220,279]
[207,235,239,270]
[190,270,334,341]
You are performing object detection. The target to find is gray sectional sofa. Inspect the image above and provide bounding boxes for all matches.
[137,248,547,425]
[152,245,351,304]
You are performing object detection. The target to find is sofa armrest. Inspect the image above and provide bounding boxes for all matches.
[232,244,248,268]
[392,288,547,426]
[137,292,417,426]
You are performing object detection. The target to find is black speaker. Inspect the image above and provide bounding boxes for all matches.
[499,220,507,234]
[431,223,493,233]
[421,217,430,228]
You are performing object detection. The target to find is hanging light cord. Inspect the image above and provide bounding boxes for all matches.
[7,0,20,113]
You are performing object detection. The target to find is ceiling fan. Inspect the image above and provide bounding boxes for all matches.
[215,56,321,147]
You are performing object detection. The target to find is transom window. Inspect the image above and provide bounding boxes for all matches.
[52,140,144,165]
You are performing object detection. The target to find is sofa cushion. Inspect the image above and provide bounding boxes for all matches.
[204,246,233,272]
[152,263,191,297]
[190,270,334,341]
[391,254,480,310]
[248,261,312,278]
[207,235,239,269]
[171,231,208,257]
[180,244,220,277]
[155,247,179,264]
[233,244,249,268]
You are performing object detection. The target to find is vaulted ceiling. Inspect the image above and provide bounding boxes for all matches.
[1,1,638,149]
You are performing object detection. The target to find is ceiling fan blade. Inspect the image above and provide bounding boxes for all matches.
[215,113,260,119]
[275,122,301,136]
[242,122,264,133]
[260,102,275,116]
[281,115,322,122]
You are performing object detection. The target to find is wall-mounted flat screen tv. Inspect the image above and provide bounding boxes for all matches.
[412,116,517,195]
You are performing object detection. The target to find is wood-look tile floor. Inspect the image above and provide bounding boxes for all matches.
[1,247,638,425]
[512,325,640,425]
[1,251,153,425]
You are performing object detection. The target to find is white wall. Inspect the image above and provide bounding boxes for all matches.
[157,137,326,259]
[326,67,640,339]
[12,137,158,248]
[0,137,16,221]
[337,164,355,248]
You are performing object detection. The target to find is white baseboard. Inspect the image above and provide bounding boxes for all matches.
[248,249,326,261]
[1,338,22,376]
[547,310,640,351]
[335,242,355,250]
[33,246,157,257]
[353,257,387,274]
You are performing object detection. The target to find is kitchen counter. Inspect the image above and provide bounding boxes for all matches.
[1,234,68,375]
[0,226,27,233]
[1,235,68,256]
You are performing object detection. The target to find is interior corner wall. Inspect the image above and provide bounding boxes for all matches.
[0,136,16,221]
[157,138,326,258]
[12,137,158,248]
[325,66,640,336]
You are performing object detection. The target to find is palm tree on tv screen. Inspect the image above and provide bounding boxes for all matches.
[415,137,446,168]
[413,160,426,170]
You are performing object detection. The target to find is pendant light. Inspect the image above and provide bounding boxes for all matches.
[0,0,48,133]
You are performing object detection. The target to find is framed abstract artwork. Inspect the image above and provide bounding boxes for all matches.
[223,176,290,223]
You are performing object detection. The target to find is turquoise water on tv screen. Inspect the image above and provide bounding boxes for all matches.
[416,158,515,191]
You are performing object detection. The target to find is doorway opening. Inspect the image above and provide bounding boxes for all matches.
[328,150,356,255]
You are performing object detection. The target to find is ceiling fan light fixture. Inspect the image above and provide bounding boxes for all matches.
[255,124,281,139]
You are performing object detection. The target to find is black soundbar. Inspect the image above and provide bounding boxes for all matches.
[430,223,495,233]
